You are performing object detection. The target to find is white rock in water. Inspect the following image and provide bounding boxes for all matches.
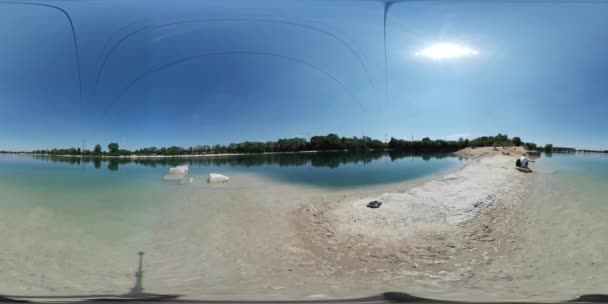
[208,173,229,183]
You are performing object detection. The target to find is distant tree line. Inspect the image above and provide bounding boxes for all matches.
[551,146,577,153]
[388,133,545,153]
[31,134,386,156]
[0,150,27,154]
[29,133,571,156]
[578,149,608,153]
[537,144,576,153]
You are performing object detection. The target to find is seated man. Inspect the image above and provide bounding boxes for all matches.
[518,154,528,168]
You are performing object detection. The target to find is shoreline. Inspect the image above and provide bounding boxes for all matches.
[290,146,532,297]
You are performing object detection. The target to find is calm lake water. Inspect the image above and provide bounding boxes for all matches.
[534,152,608,211]
[0,151,466,189]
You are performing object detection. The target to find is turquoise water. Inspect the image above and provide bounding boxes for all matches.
[535,152,608,211]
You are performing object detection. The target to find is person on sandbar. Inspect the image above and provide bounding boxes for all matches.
[516,153,528,168]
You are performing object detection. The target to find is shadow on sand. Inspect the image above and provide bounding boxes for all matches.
[3,251,604,303]
[2,251,179,301]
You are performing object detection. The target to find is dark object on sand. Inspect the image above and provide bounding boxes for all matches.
[515,159,533,172]
[515,166,533,173]
[367,200,382,208]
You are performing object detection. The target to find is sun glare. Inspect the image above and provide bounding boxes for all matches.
[415,43,479,60]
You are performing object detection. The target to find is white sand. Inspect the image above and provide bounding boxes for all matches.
[290,147,533,298]
[328,149,527,241]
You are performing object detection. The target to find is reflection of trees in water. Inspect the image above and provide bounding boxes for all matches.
[388,150,459,162]
[309,152,379,168]
[107,159,120,171]
[31,151,461,171]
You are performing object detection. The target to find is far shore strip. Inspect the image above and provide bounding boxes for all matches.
[26,149,362,159]
[26,146,534,159]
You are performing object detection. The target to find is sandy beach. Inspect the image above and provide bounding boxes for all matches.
[287,147,532,297]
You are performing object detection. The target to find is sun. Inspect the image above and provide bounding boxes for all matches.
[415,43,479,60]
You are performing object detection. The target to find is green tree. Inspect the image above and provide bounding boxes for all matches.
[544,144,553,152]
[94,144,102,154]
[525,142,538,151]
[310,134,345,150]
[108,143,119,154]
[512,137,522,146]
[495,133,509,144]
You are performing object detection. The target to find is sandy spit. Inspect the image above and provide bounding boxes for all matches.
[292,147,533,299]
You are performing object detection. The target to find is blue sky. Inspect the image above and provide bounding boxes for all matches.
[1,0,607,151]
